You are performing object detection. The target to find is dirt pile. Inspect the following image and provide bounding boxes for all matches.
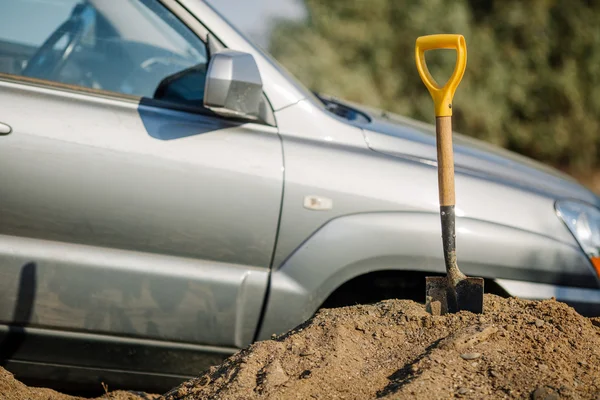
[163,295,600,400]
[2,295,599,399]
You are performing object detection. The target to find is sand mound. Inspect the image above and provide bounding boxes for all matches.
[163,295,600,400]
[2,295,599,399]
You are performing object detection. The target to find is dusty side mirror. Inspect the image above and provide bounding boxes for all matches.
[203,50,263,118]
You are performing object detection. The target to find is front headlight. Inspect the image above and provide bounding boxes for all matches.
[555,200,600,279]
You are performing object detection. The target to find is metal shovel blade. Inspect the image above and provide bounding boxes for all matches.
[425,276,484,315]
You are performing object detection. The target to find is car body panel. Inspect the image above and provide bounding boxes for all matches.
[0,234,268,347]
[271,100,582,269]
[0,79,282,347]
[359,111,598,205]
[271,99,373,268]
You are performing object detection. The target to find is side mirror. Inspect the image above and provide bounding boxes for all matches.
[203,50,263,118]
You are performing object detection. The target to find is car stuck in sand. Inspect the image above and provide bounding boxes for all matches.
[0,0,599,393]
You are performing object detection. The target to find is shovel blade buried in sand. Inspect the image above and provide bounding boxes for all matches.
[426,276,484,315]
[415,34,484,315]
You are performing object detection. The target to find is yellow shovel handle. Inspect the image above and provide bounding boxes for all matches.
[415,34,467,117]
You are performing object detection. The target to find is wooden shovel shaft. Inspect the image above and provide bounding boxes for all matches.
[436,116,455,207]
[436,116,465,283]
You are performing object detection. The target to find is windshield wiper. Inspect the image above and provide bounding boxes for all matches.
[315,93,371,123]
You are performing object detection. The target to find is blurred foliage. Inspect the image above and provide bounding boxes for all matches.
[269,0,600,173]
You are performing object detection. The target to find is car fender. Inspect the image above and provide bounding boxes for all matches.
[256,211,591,340]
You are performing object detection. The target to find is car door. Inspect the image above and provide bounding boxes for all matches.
[0,0,282,353]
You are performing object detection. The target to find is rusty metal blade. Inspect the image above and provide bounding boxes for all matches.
[426,276,484,315]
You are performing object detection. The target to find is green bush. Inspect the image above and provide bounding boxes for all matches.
[269,0,600,174]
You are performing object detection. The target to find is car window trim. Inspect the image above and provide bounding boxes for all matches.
[0,72,275,126]
[0,72,141,103]
[158,0,210,42]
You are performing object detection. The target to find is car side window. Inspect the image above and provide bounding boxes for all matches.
[0,0,209,102]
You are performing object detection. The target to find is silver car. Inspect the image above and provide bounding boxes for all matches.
[0,0,599,393]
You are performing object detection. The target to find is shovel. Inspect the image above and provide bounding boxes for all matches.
[415,34,484,315]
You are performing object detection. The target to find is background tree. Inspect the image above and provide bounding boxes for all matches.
[269,0,600,178]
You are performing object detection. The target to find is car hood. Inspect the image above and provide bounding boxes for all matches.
[341,103,599,205]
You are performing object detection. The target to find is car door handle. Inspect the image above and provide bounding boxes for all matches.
[0,122,12,135]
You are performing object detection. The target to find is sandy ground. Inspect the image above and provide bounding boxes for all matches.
[3,294,600,399]
[164,295,600,399]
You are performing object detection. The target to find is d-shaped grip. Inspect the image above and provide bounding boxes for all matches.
[415,34,467,117]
